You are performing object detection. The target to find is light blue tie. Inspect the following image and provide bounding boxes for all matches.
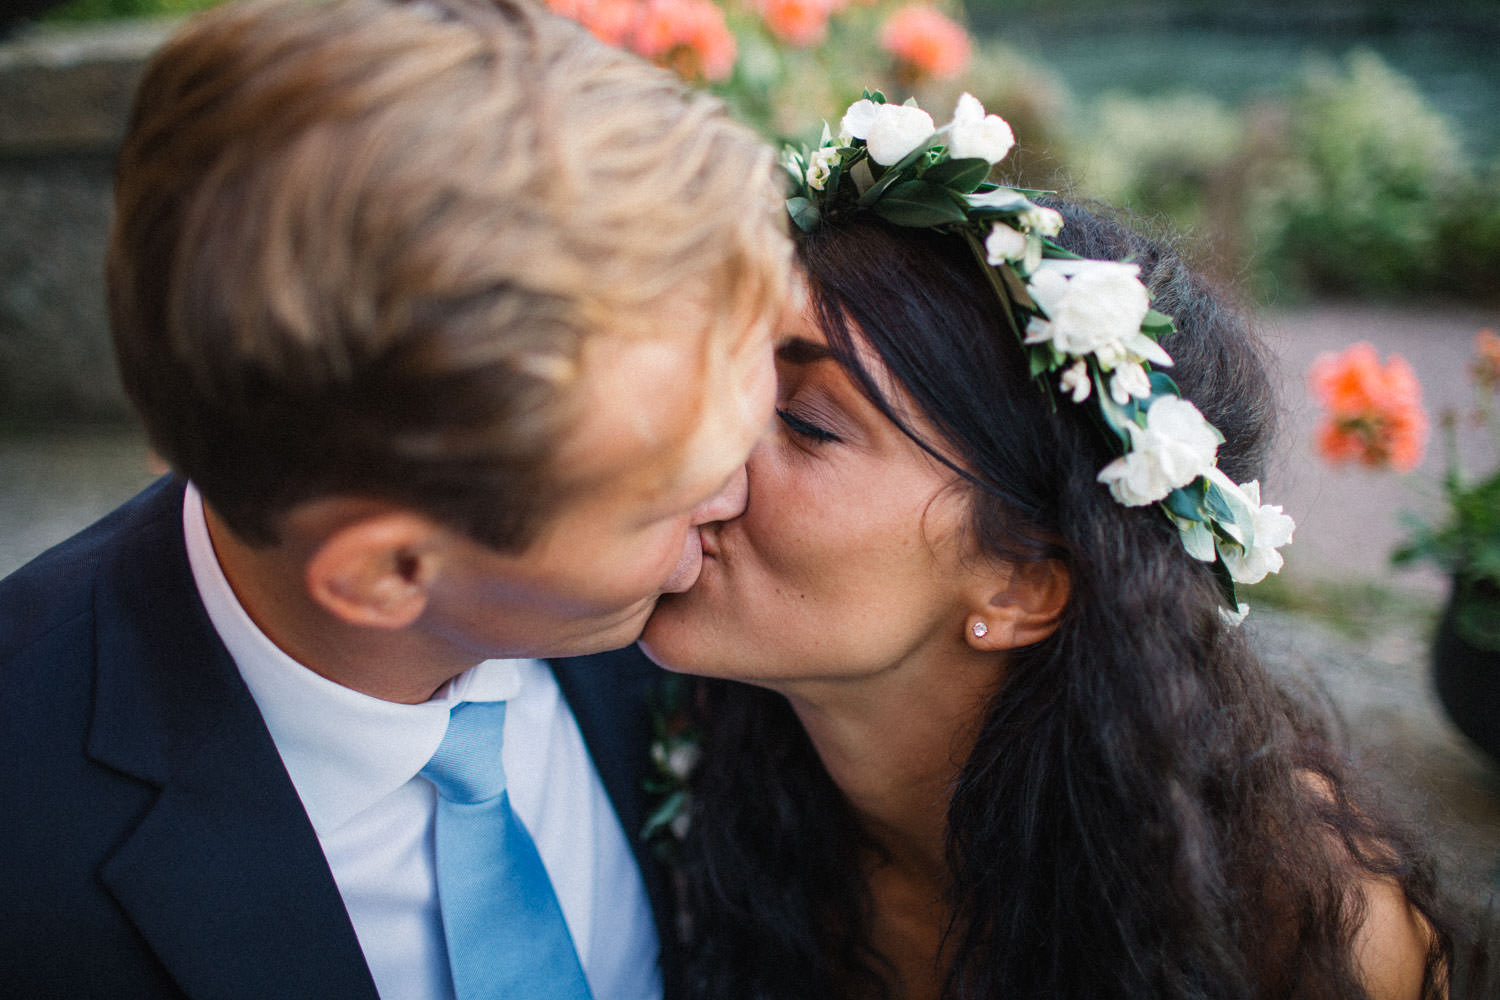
[421,700,593,1000]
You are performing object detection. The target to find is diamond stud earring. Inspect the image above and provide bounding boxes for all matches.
[972,621,988,639]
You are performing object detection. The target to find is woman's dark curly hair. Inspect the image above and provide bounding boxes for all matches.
[669,202,1479,999]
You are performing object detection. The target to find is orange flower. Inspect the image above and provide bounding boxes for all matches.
[757,0,835,47]
[589,0,643,47]
[631,0,737,81]
[546,0,736,80]
[1472,328,1500,390]
[544,0,638,47]
[1309,342,1429,472]
[879,5,971,82]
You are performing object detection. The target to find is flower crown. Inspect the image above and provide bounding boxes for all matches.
[783,92,1294,620]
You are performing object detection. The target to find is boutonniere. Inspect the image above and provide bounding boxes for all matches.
[642,674,703,859]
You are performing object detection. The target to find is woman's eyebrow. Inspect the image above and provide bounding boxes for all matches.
[776,337,835,365]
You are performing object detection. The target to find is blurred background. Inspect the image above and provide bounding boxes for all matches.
[2,0,1498,931]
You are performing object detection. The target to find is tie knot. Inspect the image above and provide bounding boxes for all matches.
[421,700,509,804]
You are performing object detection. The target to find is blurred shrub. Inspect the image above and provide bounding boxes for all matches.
[1067,92,1243,251]
[1064,49,1500,304]
[1249,49,1471,300]
[43,0,216,21]
[1434,164,1500,301]
[26,1,1498,305]
[902,36,1074,188]
[543,0,979,143]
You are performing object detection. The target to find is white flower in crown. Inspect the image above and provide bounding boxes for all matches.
[839,99,877,144]
[985,222,1027,264]
[1024,260,1170,370]
[1097,396,1221,506]
[947,93,1014,164]
[1019,205,1064,237]
[1109,362,1152,405]
[1209,475,1297,584]
[1059,359,1091,403]
[839,100,882,143]
[805,146,840,191]
[841,99,936,165]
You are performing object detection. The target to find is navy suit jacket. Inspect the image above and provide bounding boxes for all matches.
[0,476,674,999]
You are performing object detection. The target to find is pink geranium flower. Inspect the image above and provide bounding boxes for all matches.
[546,0,737,81]
[632,0,737,80]
[757,0,836,47]
[1472,328,1500,390]
[544,0,637,47]
[878,5,971,82]
[1309,342,1429,472]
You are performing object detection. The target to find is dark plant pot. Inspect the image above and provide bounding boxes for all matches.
[1432,578,1500,767]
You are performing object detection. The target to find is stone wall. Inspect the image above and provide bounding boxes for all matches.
[0,20,172,426]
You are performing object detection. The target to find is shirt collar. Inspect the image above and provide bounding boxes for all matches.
[181,483,524,834]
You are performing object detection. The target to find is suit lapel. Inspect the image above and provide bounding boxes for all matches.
[87,479,379,1000]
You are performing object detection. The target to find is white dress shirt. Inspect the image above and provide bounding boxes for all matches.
[181,484,661,1000]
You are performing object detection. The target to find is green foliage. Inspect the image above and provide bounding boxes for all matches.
[1063,48,1500,304]
[32,0,1497,304]
[1395,473,1500,580]
[1250,572,1439,639]
[709,5,881,143]
[1391,361,1500,648]
[1394,436,1500,616]
[1250,49,1469,299]
[44,0,217,21]
[964,0,1500,17]
[1433,165,1500,302]
[936,37,1074,190]
[1070,91,1244,236]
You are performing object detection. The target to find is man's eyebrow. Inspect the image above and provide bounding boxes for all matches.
[776,337,835,365]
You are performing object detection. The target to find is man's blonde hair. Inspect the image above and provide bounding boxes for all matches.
[110,0,789,548]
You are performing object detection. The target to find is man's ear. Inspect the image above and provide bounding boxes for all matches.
[964,558,1070,652]
[303,512,442,630]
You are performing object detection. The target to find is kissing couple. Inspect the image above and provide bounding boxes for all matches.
[0,1,1467,999]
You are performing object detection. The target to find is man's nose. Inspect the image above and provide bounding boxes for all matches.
[690,465,749,525]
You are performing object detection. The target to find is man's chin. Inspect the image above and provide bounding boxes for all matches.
[546,598,657,658]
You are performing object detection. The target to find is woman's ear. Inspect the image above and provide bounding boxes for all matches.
[964,558,1070,651]
[304,512,441,629]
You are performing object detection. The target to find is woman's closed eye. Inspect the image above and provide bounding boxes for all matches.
[776,407,841,444]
